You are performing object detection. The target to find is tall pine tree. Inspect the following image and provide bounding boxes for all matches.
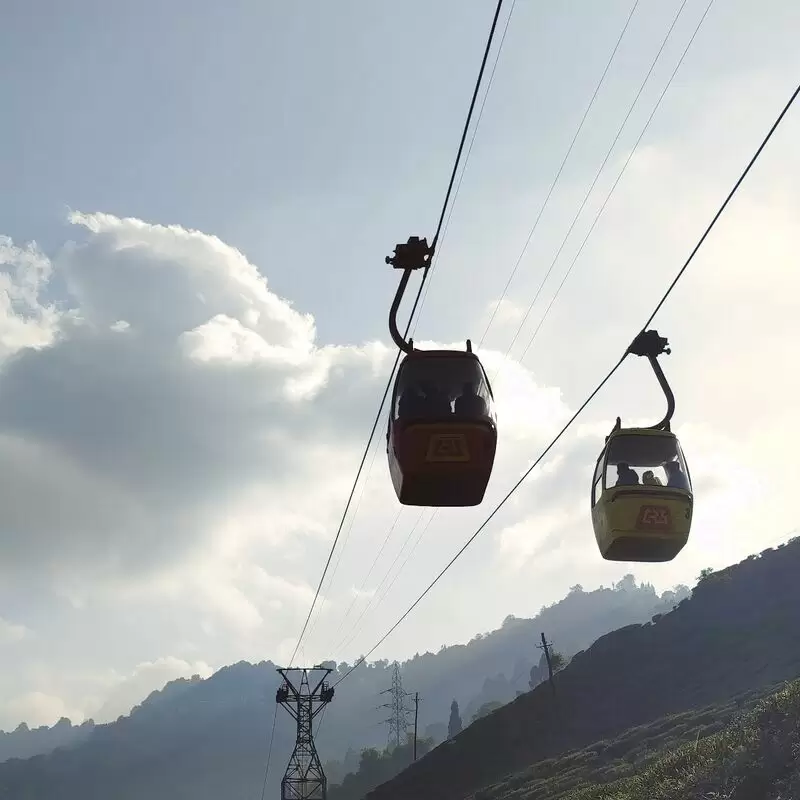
[447,700,462,739]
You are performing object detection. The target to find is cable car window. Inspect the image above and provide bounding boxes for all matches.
[591,454,604,506]
[603,434,691,492]
[394,356,495,422]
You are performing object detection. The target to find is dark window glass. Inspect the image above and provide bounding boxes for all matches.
[394,355,495,422]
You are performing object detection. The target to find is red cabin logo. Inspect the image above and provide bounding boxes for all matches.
[636,505,672,529]
[426,433,470,462]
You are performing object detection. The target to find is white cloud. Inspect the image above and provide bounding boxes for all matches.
[481,298,526,330]
[0,618,29,645]
[0,237,60,357]
[0,66,797,721]
[90,656,213,723]
[0,211,571,716]
[6,691,84,728]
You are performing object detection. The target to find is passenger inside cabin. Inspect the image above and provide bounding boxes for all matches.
[420,380,451,416]
[615,462,639,486]
[642,470,663,486]
[454,381,488,417]
[664,459,690,490]
[398,385,426,418]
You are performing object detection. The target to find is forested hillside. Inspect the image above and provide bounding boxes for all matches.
[366,538,800,800]
[0,577,680,797]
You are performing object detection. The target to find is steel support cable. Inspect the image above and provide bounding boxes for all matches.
[287,0,507,667]
[358,0,636,640]
[477,0,641,349]
[318,0,516,661]
[258,704,278,800]
[332,358,625,688]
[411,0,518,339]
[330,0,685,666]
[302,435,383,651]
[333,78,800,687]
[500,0,691,364]
[365,1,516,630]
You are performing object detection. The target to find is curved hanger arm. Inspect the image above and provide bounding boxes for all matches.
[645,354,675,430]
[626,329,675,431]
[385,236,434,355]
[388,268,415,354]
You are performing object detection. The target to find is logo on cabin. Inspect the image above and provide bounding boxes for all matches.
[636,505,671,529]
[426,433,470,462]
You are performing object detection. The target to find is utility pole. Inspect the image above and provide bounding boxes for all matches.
[413,692,419,761]
[537,632,556,695]
[379,662,412,749]
[276,666,334,800]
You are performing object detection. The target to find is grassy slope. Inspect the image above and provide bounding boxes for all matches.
[568,677,800,799]
[467,679,793,800]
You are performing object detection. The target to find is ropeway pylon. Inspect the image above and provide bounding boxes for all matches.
[276,666,334,800]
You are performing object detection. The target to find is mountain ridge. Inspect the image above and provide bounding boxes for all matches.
[0,577,685,797]
[365,538,800,800]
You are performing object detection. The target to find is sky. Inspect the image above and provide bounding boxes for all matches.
[0,0,799,730]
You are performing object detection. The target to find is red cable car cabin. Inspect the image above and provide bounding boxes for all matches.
[387,350,497,506]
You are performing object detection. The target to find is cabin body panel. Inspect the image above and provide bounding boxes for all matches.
[387,350,497,507]
[591,427,693,562]
[389,420,496,506]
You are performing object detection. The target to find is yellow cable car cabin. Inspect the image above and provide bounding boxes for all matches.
[591,424,692,562]
[387,349,497,506]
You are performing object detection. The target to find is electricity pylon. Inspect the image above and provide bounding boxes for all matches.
[379,662,412,749]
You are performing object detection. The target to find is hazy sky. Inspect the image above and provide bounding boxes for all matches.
[0,0,799,730]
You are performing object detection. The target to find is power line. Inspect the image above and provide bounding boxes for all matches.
[515,0,715,366]
[478,0,641,348]
[287,0,508,667]
[502,0,693,363]
[333,78,800,687]
[332,510,429,657]
[318,507,405,656]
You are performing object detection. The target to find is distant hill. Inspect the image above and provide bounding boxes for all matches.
[0,719,94,764]
[366,538,800,800]
[0,576,680,797]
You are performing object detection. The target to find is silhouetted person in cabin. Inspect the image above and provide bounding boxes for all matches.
[454,381,487,417]
[642,469,663,486]
[664,459,689,490]
[615,462,639,486]
[398,385,426,419]
[420,380,451,417]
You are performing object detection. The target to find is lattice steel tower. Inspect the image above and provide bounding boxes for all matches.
[276,667,334,800]
[379,662,412,749]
